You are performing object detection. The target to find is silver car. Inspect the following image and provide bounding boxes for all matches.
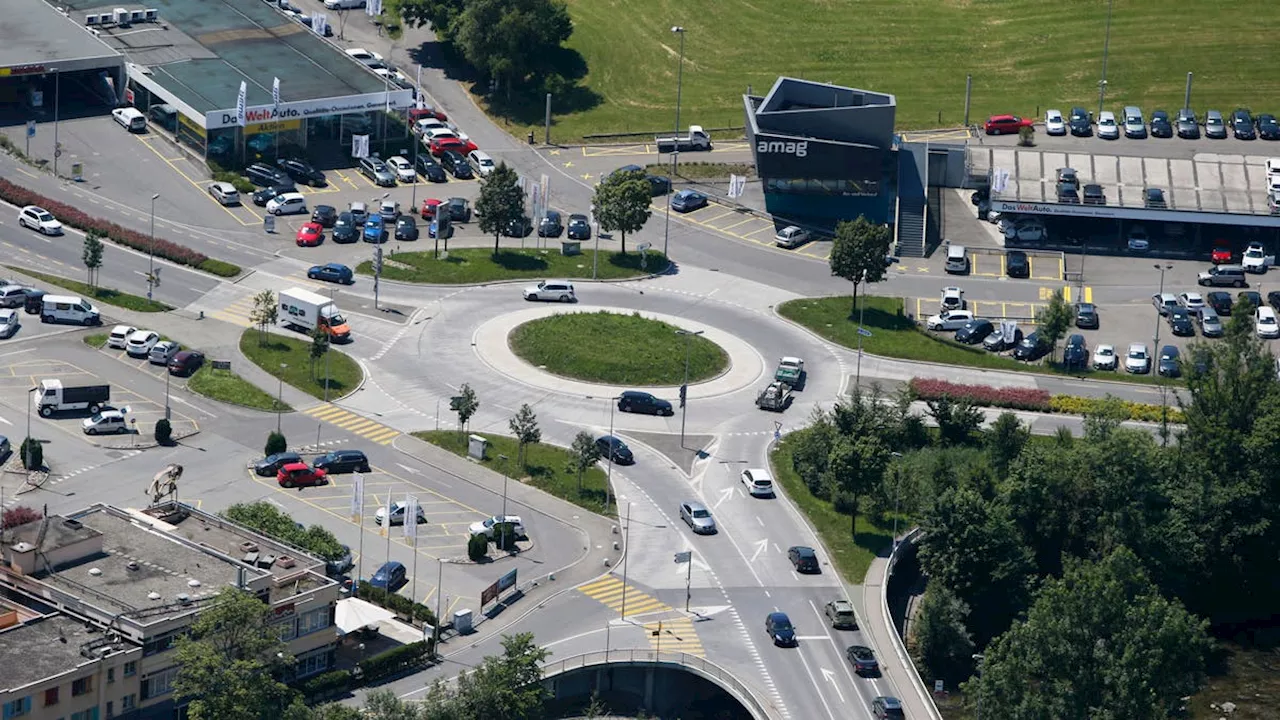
[358,157,397,187]
[775,225,810,248]
[1198,307,1224,337]
[680,501,716,534]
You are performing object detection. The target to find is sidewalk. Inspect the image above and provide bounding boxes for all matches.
[855,551,942,720]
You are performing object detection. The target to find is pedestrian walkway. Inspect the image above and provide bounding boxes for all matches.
[642,616,704,656]
[579,575,667,615]
[579,576,705,655]
[302,404,401,444]
[198,284,257,328]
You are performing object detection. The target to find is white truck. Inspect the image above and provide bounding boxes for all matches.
[655,125,712,153]
[278,288,352,342]
[35,379,110,417]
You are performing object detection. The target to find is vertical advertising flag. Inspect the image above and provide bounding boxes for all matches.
[403,495,418,538]
[235,81,247,127]
[350,472,364,523]
[272,77,281,112]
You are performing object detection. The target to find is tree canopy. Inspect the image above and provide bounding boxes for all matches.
[828,216,891,316]
[592,170,652,254]
[475,162,525,257]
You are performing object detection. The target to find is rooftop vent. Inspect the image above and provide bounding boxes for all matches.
[176,593,191,605]
[126,561,140,571]
[187,579,201,588]
[239,541,259,554]
[88,568,102,577]
[147,591,161,601]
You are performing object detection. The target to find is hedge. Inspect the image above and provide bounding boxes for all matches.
[1048,395,1185,424]
[357,581,437,627]
[0,177,241,278]
[908,378,1052,412]
[298,669,351,701]
[358,640,432,683]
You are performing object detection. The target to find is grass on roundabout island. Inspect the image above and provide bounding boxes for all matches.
[355,247,668,284]
[238,328,363,401]
[413,430,614,516]
[188,365,292,413]
[11,267,173,313]
[778,296,1182,387]
[509,310,728,385]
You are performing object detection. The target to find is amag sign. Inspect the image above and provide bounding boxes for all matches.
[206,90,415,130]
[753,133,884,182]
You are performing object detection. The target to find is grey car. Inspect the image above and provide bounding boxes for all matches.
[680,501,716,534]
[358,157,397,187]
[1198,307,1224,337]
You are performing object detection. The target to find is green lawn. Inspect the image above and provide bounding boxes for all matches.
[645,162,756,180]
[779,296,1181,387]
[188,366,292,412]
[510,310,728,385]
[355,248,667,284]
[413,431,614,516]
[83,333,107,349]
[534,1,1277,141]
[238,329,363,401]
[770,436,892,584]
[10,267,172,313]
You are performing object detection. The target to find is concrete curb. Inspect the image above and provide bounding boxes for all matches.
[359,259,675,290]
[100,430,201,451]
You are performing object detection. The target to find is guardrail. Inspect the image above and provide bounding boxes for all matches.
[882,528,945,720]
[542,650,785,720]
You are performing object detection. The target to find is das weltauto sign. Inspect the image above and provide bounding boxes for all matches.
[205,90,415,130]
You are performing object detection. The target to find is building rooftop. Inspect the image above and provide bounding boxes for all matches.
[0,0,122,69]
[756,77,895,115]
[0,614,126,692]
[56,0,388,113]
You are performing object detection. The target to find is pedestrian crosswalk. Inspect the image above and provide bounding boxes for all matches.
[577,575,704,655]
[643,616,703,655]
[579,575,668,616]
[206,291,257,328]
[303,404,401,445]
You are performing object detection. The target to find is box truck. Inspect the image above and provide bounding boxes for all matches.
[655,125,712,153]
[278,288,351,342]
[36,379,110,417]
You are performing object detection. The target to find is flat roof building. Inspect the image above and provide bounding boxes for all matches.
[0,0,125,120]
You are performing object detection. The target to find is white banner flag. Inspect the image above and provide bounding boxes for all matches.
[350,472,364,523]
[380,498,390,532]
[366,0,382,16]
[403,495,418,538]
[235,81,247,128]
[352,134,369,158]
[311,12,327,35]
[272,77,280,111]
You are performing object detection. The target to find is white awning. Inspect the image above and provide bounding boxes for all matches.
[334,598,395,634]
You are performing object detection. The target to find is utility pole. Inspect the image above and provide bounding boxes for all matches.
[675,329,704,448]
[1096,0,1115,118]
[148,194,160,300]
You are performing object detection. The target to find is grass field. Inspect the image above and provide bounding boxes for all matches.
[188,366,291,413]
[11,267,172,313]
[356,248,667,284]
[413,431,614,516]
[509,310,728,385]
[238,329,363,401]
[544,1,1280,140]
[83,334,107,349]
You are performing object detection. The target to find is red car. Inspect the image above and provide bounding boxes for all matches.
[429,137,468,157]
[421,198,442,218]
[277,462,327,488]
[984,114,1034,135]
[296,222,324,247]
[1211,243,1232,264]
[407,106,447,123]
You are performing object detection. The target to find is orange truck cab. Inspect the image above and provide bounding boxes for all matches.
[278,287,352,342]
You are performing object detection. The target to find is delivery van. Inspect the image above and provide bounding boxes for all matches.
[41,295,100,326]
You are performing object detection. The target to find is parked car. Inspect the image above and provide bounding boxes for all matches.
[277,158,325,186]
[255,452,302,476]
[440,150,474,179]
[1198,307,1224,337]
[740,468,774,497]
[18,206,63,235]
[295,222,324,247]
[245,162,289,187]
[1093,343,1118,370]
[1205,110,1227,139]
[416,153,447,182]
[765,612,796,646]
[1176,108,1200,139]
[1057,183,1080,203]
[395,216,419,241]
[1012,330,1049,361]
[1152,292,1179,316]
[362,217,386,243]
[467,150,496,177]
[148,340,180,365]
[1005,249,1029,277]
[1044,109,1066,136]
[940,286,965,311]
[107,324,137,350]
[252,182,296,207]
[277,462,327,488]
[954,318,994,344]
[595,435,634,464]
[538,211,564,238]
[1232,109,1257,139]
[926,309,974,331]
[358,157,396,187]
[1158,346,1182,377]
[679,502,716,534]
[846,645,879,676]
[333,213,358,243]
[444,197,472,223]
[504,216,533,237]
[1211,243,1233,264]
[428,219,453,240]
[824,600,857,629]
[1150,110,1173,138]
[1068,106,1092,136]
[1206,291,1233,315]
[1144,187,1167,209]
[314,449,370,474]
[1168,307,1195,336]
[82,410,128,435]
[1178,292,1206,313]
[983,324,1022,352]
[671,189,708,212]
[0,310,18,339]
[1075,302,1099,328]
[1123,106,1147,138]
[522,279,575,302]
[567,214,591,240]
[1258,114,1280,141]
[266,192,307,216]
[382,155,415,183]
[1082,183,1106,205]
[167,350,205,376]
[618,391,673,416]
[420,198,442,219]
[1097,111,1120,139]
[1256,306,1280,338]
[469,515,526,539]
[207,182,240,206]
[787,546,820,573]
[125,330,160,357]
[429,137,468,158]
[1062,334,1088,369]
[1125,343,1151,374]
[1242,242,1271,273]
[1127,226,1150,252]
[775,225,810,248]
[375,502,426,527]
[308,263,354,284]
[1240,290,1264,309]
[1198,264,1247,287]
[370,561,406,590]
[984,114,1032,135]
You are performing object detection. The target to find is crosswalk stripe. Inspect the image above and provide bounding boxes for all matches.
[342,419,380,432]
[365,428,400,444]
[307,405,350,421]
[335,415,375,429]
[579,577,621,593]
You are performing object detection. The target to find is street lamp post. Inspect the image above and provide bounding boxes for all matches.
[973,653,986,720]
[148,194,160,300]
[164,362,172,421]
[663,26,686,259]
[586,394,621,512]
[1096,0,1115,118]
[675,329,704,448]
[276,363,288,434]
[25,386,34,481]
[499,454,510,519]
[50,68,60,177]
[324,288,334,403]
[1152,263,1173,364]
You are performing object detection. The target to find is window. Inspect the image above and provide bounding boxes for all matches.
[107,667,115,684]
[297,607,330,636]
[71,710,99,720]
[143,629,184,656]
[293,648,331,679]
[275,619,297,642]
[72,676,93,696]
[121,694,136,711]
[2,697,31,719]
[140,667,178,700]
[106,701,114,719]
[123,662,136,677]
[43,688,57,707]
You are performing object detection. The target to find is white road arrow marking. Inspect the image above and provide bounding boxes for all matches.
[0,415,10,426]
[749,538,769,563]
[714,486,734,509]
[820,668,845,703]
[395,463,422,476]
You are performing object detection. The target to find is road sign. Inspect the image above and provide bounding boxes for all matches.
[674,551,691,564]
[211,360,232,371]
[263,215,276,233]
[636,242,651,253]
[25,121,35,138]
[857,327,873,337]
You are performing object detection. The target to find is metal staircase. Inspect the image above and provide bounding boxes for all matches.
[895,145,928,258]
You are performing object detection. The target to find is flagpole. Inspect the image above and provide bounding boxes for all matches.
[272,77,281,161]
[352,472,364,600]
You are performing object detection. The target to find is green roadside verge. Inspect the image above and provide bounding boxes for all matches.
[413,430,614,516]
[644,162,756,180]
[188,365,292,412]
[83,333,108,349]
[778,296,1181,387]
[509,311,728,385]
[10,267,172,313]
[356,247,667,284]
[239,328,363,401]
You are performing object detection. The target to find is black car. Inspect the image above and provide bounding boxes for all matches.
[1168,307,1195,336]
[954,318,994,344]
[1056,183,1080,203]
[1083,183,1106,205]
[277,157,326,186]
[1158,345,1181,378]
[617,390,673,416]
[22,289,45,315]
[596,435,633,464]
[307,263,354,284]
[846,645,879,676]
[1068,106,1092,136]
[255,452,302,477]
[324,544,354,578]
[416,153,447,182]
[333,212,359,243]
[1150,110,1173,138]
[1206,291,1233,315]
[1258,114,1280,141]
[440,150,473,179]
[245,162,290,187]
[646,174,672,196]
[567,213,591,240]
[504,216,533,238]
[313,449,370,474]
[1232,109,1257,140]
[311,204,337,228]
[1012,331,1049,361]
[1238,290,1262,309]
[444,197,472,223]
[1075,302,1099,329]
[1144,188,1167,209]
[252,182,297,206]
[538,210,563,238]
[1176,109,1200,139]
[1268,290,1280,312]
[1062,334,1088,369]
[395,216,419,241]
[787,546,820,573]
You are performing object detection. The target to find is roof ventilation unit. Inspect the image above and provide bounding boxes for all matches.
[113,8,129,26]
[144,8,158,21]
[85,14,100,25]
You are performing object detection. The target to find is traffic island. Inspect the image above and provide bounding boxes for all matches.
[238,328,363,401]
[509,310,728,385]
[355,247,669,284]
[10,267,173,313]
[188,364,293,413]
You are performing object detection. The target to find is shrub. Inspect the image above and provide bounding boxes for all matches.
[2,506,42,530]
[1049,395,1185,423]
[298,669,351,701]
[467,532,489,561]
[154,418,172,444]
[358,641,432,682]
[19,438,42,470]
[220,502,345,562]
[265,431,287,456]
[198,258,241,277]
[908,378,1051,412]
[356,581,437,626]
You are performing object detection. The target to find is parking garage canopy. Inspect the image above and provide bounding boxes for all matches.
[0,0,124,112]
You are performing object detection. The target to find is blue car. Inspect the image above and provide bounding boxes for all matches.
[370,561,406,590]
[766,611,796,646]
[671,189,708,213]
[429,219,454,239]
[363,218,386,244]
[307,263,354,285]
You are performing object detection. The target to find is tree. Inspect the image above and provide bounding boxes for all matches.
[824,433,890,537]
[507,403,541,469]
[592,170,651,254]
[453,383,479,438]
[965,547,1210,720]
[309,325,329,382]
[452,632,550,719]
[155,417,172,445]
[925,395,984,446]
[984,411,1028,476]
[1034,288,1074,360]
[173,588,297,720]
[395,0,465,37]
[19,437,42,470]
[2,505,41,530]
[828,216,892,317]
[475,162,525,257]
[908,584,974,689]
[265,431,287,456]
[452,0,572,99]
[82,230,103,288]
[467,532,489,561]
[788,408,836,497]
[250,290,278,345]
[567,430,601,493]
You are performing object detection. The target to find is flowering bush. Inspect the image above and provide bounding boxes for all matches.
[1049,395,1185,424]
[908,377,1052,412]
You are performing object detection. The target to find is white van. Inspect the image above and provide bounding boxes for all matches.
[41,295,100,326]
[944,244,969,274]
[111,107,147,133]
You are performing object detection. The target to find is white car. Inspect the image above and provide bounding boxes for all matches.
[83,410,129,435]
[940,286,965,311]
[1092,344,1117,370]
[740,468,774,497]
[1256,307,1280,339]
[1127,226,1150,252]
[522,280,576,302]
[385,156,417,183]
[375,501,426,526]
[344,48,384,67]
[467,150,496,177]
[775,225,810,248]
[125,330,160,357]
[1044,109,1066,136]
[148,340,180,365]
[107,325,137,349]
[1097,111,1120,139]
[1178,292,1205,313]
[0,309,18,339]
[1125,343,1150,374]
[323,0,366,9]
[208,181,240,206]
[469,515,525,539]
[413,118,447,135]
[266,192,307,216]
[373,67,411,88]
[1242,242,1272,273]
[424,127,458,142]
[18,205,63,235]
[926,309,974,331]
[1003,220,1045,242]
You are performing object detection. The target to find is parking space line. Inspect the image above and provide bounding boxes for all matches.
[134,136,258,226]
[719,217,758,232]
[1028,256,1064,281]
[699,210,737,224]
